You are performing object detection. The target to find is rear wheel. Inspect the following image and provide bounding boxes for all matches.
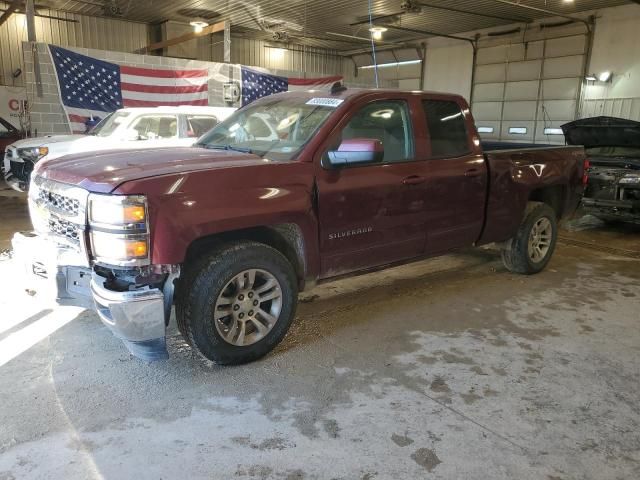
[176,241,298,365]
[501,202,558,275]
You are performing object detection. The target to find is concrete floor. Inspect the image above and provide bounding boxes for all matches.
[0,187,639,480]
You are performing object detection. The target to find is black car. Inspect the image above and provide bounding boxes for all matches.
[563,116,640,224]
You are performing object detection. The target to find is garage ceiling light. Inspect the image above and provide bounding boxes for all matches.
[585,74,597,81]
[369,26,387,41]
[189,20,209,33]
[359,59,421,69]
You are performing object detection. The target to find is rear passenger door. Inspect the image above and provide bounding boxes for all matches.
[315,97,430,277]
[421,99,487,254]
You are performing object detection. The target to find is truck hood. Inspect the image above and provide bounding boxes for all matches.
[36,146,268,193]
[561,117,640,148]
[11,134,87,149]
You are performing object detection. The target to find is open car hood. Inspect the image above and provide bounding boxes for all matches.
[561,116,640,148]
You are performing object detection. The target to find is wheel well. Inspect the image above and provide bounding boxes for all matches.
[528,185,566,219]
[184,224,307,286]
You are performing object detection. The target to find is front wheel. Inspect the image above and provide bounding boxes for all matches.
[501,202,558,275]
[176,241,298,365]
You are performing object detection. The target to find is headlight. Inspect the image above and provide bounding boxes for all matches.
[89,194,147,228]
[619,175,640,185]
[88,194,149,266]
[90,231,148,262]
[18,146,48,160]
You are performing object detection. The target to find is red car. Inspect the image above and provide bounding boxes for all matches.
[13,87,588,363]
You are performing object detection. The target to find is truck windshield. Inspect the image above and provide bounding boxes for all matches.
[90,111,131,137]
[196,97,337,161]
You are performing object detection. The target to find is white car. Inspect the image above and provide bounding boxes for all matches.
[3,105,236,192]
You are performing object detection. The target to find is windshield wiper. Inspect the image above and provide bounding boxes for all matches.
[200,144,253,154]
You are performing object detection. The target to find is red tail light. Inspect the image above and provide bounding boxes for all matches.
[582,158,591,185]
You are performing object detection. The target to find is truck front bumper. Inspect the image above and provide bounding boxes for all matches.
[582,197,640,224]
[12,231,174,361]
[91,274,169,361]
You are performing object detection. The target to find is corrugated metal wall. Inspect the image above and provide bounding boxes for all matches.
[0,2,148,86]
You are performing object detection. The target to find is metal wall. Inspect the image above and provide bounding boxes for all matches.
[0,3,149,86]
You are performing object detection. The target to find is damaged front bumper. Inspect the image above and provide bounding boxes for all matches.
[582,197,640,224]
[12,231,178,361]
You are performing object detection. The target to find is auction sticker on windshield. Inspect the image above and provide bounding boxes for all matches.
[306,98,344,107]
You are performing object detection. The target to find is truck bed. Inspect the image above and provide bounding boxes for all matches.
[478,143,586,245]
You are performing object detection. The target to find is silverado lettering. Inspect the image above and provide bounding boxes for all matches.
[328,227,373,240]
[13,88,587,364]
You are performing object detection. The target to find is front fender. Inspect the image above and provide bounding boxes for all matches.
[114,162,319,276]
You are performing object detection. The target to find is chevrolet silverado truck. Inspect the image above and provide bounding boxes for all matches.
[13,87,588,364]
[562,116,640,224]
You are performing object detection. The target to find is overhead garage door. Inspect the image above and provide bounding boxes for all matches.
[471,33,588,145]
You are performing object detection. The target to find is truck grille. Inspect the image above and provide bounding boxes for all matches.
[48,215,80,243]
[29,176,88,250]
[38,188,80,216]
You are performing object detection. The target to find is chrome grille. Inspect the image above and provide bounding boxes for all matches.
[38,189,80,216]
[48,215,80,243]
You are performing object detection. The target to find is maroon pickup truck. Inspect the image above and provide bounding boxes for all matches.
[13,87,587,363]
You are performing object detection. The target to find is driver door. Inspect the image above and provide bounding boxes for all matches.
[315,97,429,278]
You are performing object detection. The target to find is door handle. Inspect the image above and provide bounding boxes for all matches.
[402,175,426,186]
[464,168,482,178]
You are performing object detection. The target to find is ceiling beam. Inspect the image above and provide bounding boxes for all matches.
[0,0,21,28]
[488,0,590,27]
[135,20,228,54]
[381,24,475,46]
[349,11,406,27]
[414,1,529,24]
[325,31,407,47]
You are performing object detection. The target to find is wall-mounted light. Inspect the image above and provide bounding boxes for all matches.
[369,26,388,41]
[585,71,613,83]
[598,71,613,82]
[189,20,208,33]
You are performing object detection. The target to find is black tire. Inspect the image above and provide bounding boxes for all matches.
[176,241,298,365]
[501,202,558,275]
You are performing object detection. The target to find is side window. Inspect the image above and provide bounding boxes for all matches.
[185,115,218,137]
[423,100,470,158]
[130,115,178,140]
[340,100,413,163]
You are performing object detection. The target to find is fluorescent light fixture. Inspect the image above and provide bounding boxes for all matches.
[440,112,462,122]
[509,127,527,135]
[477,126,494,133]
[585,74,597,81]
[190,20,208,33]
[369,26,388,41]
[544,128,564,135]
[598,71,612,82]
[359,59,422,69]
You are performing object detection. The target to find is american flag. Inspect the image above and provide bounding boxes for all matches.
[241,67,342,106]
[50,45,208,133]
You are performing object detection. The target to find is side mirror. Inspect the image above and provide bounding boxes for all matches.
[327,138,384,167]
